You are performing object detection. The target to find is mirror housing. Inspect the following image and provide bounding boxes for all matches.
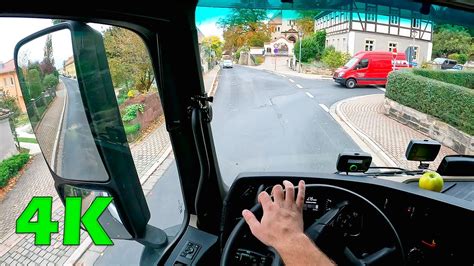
[14,21,151,241]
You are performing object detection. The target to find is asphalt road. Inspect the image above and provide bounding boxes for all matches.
[59,77,109,182]
[212,65,383,185]
[93,66,383,265]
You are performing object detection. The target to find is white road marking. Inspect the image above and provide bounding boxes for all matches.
[296,84,303,89]
[305,92,314,98]
[319,103,329,112]
[289,78,295,83]
[377,87,386,92]
[281,74,287,78]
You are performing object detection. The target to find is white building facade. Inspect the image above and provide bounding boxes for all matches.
[315,2,433,63]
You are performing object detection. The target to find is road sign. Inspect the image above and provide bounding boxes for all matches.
[274,48,278,54]
[273,43,278,48]
[392,48,398,59]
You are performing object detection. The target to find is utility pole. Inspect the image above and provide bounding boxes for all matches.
[298,31,303,73]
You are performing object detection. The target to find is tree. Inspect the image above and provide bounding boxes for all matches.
[432,25,472,58]
[40,34,55,76]
[103,27,155,93]
[218,9,270,51]
[294,31,326,63]
[27,69,43,99]
[321,46,351,69]
[43,74,59,89]
[202,36,223,60]
[296,10,321,36]
[0,95,21,119]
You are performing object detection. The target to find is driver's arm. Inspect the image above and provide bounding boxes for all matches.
[242,180,335,266]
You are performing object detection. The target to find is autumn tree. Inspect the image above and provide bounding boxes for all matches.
[218,9,270,52]
[103,27,154,93]
[202,36,223,59]
[296,10,321,36]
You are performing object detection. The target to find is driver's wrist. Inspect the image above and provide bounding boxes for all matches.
[275,233,335,266]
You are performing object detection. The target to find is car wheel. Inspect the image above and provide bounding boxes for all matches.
[345,78,356,89]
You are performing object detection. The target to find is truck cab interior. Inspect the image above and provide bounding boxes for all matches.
[3,0,473,265]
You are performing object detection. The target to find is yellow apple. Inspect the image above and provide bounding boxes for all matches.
[419,171,444,192]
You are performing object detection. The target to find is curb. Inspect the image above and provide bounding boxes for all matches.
[51,82,68,171]
[329,95,398,168]
[208,66,221,97]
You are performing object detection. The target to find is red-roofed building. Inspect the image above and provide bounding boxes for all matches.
[0,59,26,112]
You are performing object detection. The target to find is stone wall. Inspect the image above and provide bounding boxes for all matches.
[123,93,163,131]
[384,97,473,155]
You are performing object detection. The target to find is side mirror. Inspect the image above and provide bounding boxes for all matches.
[14,22,165,246]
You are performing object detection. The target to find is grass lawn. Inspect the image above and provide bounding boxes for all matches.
[18,137,38,144]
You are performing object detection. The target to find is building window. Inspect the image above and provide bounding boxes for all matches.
[277,26,280,32]
[412,18,420,28]
[3,78,6,86]
[367,5,376,22]
[388,42,397,52]
[10,77,14,85]
[343,38,347,50]
[390,15,399,24]
[365,39,375,51]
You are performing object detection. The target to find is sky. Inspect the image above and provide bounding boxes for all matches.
[0,18,108,66]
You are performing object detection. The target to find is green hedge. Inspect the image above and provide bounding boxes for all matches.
[0,153,30,188]
[412,69,474,89]
[386,71,474,135]
[124,123,140,135]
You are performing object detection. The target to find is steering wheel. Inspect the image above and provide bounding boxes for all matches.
[221,184,406,266]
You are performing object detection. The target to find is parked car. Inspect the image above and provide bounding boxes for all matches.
[333,51,409,88]
[222,59,233,68]
[433,58,458,69]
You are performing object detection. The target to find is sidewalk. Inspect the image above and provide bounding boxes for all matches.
[250,56,333,80]
[0,64,221,265]
[334,94,456,170]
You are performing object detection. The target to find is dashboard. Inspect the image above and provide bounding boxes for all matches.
[220,173,474,266]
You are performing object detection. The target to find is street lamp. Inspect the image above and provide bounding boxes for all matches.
[298,31,303,73]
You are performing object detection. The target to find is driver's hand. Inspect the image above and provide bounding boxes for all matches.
[242,180,335,266]
[242,180,305,250]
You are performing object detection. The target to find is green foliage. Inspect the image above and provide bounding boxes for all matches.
[0,153,30,188]
[122,103,144,122]
[124,124,140,135]
[447,53,468,64]
[202,36,224,60]
[412,69,474,89]
[42,74,59,89]
[432,25,472,58]
[17,137,37,144]
[386,71,474,135]
[0,96,21,120]
[321,46,351,69]
[294,31,326,63]
[27,69,43,99]
[103,27,155,93]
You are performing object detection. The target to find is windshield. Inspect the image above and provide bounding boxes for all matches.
[195,1,474,197]
[344,57,359,68]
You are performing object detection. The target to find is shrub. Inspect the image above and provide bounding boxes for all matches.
[412,69,474,89]
[386,70,474,135]
[42,74,59,89]
[294,30,326,63]
[448,53,468,64]
[235,46,249,61]
[124,123,140,135]
[0,153,30,188]
[122,103,144,122]
[321,47,351,70]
